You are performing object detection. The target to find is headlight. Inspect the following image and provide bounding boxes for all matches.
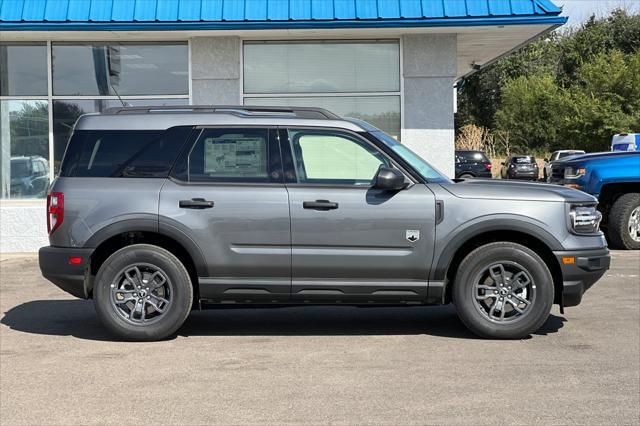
[569,205,602,234]
[564,167,586,179]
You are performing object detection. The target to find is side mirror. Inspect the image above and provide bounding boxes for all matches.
[373,167,407,190]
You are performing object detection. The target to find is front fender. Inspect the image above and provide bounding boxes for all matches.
[429,215,563,283]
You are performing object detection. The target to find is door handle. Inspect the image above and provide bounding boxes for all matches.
[179,198,214,209]
[303,200,339,210]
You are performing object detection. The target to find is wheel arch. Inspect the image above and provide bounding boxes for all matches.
[431,220,564,305]
[598,183,639,211]
[84,220,207,301]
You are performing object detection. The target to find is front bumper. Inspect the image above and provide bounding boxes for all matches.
[39,246,94,299]
[554,247,610,307]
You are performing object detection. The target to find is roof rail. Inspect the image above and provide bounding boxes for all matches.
[102,105,341,120]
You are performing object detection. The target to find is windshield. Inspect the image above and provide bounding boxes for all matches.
[371,131,451,183]
[558,151,584,159]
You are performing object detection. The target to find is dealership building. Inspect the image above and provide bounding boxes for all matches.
[0,0,566,252]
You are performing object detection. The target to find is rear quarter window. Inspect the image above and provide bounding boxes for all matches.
[59,127,192,177]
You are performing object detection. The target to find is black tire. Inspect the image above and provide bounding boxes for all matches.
[459,173,475,179]
[607,193,640,250]
[93,244,193,341]
[453,242,554,339]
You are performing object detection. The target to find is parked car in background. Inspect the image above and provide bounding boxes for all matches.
[550,151,640,250]
[454,150,492,179]
[543,150,585,181]
[10,156,50,198]
[500,156,539,180]
[611,133,639,152]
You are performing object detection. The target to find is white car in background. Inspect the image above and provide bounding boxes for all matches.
[543,150,585,182]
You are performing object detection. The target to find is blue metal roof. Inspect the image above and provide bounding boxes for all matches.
[0,0,566,31]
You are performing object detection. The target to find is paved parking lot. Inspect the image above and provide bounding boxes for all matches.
[1,251,638,425]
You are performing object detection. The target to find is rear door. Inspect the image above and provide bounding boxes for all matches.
[280,128,436,303]
[159,127,291,302]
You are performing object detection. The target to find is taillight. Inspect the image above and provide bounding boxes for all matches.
[484,163,492,170]
[47,192,64,234]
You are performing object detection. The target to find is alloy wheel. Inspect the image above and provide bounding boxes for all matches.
[110,263,172,325]
[629,206,640,242]
[472,261,536,323]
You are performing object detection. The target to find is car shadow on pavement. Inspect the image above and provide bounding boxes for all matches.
[1,299,566,341]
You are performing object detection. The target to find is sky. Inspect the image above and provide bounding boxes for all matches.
[558,0,640,26]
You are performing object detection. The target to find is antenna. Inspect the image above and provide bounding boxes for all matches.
[110,84,128,107]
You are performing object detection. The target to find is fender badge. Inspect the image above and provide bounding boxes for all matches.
[406,230,420,242]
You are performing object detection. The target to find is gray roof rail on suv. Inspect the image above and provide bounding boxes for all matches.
[39,105,610,341]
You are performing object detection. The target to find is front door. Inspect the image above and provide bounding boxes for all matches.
[159,127,291,302]
[281,128,436,303]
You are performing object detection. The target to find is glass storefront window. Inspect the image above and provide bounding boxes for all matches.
[52,43,189,96]
[245,96,401,138]
[0,43,48,96]
[243,41,400,94]
[52,98,189,171]
[0,100,50,199]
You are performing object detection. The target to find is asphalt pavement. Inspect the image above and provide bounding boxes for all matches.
[1,251,638,425]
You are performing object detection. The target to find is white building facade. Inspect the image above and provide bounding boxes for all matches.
[0,0,566,252]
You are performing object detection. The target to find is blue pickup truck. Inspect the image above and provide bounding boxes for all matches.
[550,151,640,250]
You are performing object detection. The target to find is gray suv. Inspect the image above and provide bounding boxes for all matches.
[39,106,610,341]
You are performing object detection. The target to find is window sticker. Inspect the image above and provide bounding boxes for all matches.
[204,137,265,175]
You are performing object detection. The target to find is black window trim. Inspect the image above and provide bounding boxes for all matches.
[277,125,415,189]
[169,126,285,186]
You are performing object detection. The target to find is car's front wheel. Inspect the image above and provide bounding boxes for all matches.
[93,244,193,341]
[453,242,554,339]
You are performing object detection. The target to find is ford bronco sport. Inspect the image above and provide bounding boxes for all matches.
[39,106,610,341]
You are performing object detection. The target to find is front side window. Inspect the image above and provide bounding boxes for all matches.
[288,130,388,185]
[174,128,281,183]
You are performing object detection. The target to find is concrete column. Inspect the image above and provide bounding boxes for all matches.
[190,37,241,105]
[401,34,457,178]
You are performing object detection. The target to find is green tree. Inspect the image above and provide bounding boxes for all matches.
[457,8,640,153]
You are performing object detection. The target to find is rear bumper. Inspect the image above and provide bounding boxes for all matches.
[509,171,538,180]
[554,248,610,307]
[39,246,94,299]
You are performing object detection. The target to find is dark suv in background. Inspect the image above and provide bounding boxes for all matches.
[39,106,609,341]
[454,150,492,179]
[501,156,539,180]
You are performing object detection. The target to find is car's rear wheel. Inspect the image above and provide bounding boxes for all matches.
[607,193,640,250]
[453,242,554,339]
[459,173,474,179]
[93,244,193,341]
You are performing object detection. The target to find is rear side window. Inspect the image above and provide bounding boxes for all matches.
[60,127,192,177]
[458,151,489,162]
[172,128,282,183]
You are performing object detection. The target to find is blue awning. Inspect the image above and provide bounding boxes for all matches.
[0,0,566,31]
